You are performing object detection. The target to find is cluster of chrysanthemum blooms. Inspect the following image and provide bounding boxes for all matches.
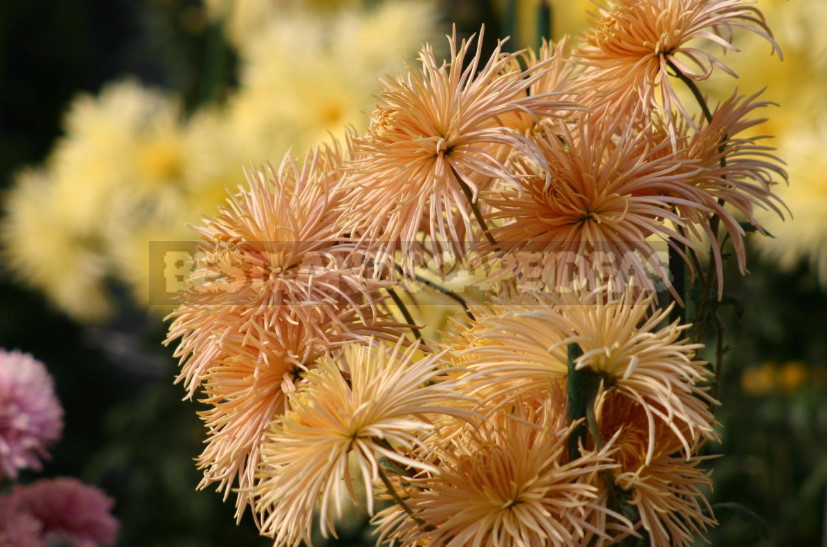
[166,1,786,545]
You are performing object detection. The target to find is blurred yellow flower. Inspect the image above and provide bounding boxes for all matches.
[2,169,112,321]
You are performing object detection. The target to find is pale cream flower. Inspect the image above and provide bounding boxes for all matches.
[254,339,470,545]
[454,285,717,460]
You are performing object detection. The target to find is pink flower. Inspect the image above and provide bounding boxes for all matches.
[0,495,42,547]
[13,477,118,547]
[0,350,63,479]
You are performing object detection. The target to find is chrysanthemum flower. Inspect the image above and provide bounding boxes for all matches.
[580,0,780,134]
[373,400,623,546]
[13,477,119,547]
[591,390,716,546]
[50,79,187,235]
[455,285,717,459]
[253,339,470,545]
[482,113,705,297]
[649,91,787,294]
[0,350,63,480]
[343,27,577,275]
[556,286,718,459]
[165,145,396,517]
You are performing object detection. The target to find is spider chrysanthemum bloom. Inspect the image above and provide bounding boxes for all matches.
[558,286,719,459]
[165,145,397,517]
[590,390,716,546]
[482,114,705,297]
[253,339,470,545]
[651,92,787,293]
[373,401,624,546]
[455,285,717,459]
[343,27,577,275]
[0,350,63,480]
[580,0,781,134]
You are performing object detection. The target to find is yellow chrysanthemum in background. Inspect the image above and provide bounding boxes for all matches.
[50,79,187,235]
[1,2,436,321]
[1,170,112,321]
[229,0,439,165]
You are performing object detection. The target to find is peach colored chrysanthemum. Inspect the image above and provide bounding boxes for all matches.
[591,390,716,546]
[650,91,787,294]
[192,320,325,518]
[253,339,470,546]
[165,145,397,518]
[524,37,586,128]
[580,0,780,133]
[556,286,718,460]
[455,285,717,460]
[482,113,705,298]
[343,27,577,275]
[373,401,624,546]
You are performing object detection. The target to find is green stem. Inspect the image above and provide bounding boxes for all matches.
[450,164,498,247]
[668,239,686,324]
[667,58,730,393]
[395,264,473,319]
[666,59,712,124]
[386,288,422,341]
[537,0,552,47]
[567,343,587,459]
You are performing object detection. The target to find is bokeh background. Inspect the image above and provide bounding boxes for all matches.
[1,1,825,545]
